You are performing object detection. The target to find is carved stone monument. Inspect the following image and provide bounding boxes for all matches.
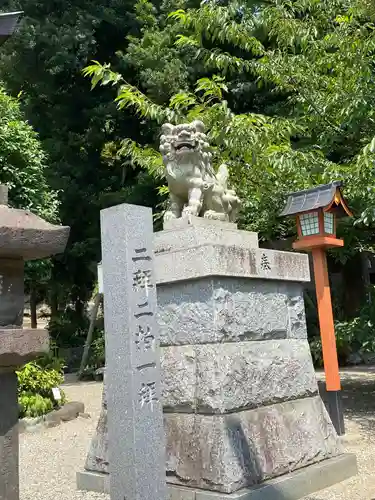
[0,185,69,500]
[77,122,357,499]
[99,204,166,500]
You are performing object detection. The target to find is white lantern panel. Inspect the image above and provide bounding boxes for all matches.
[300,211,319,236]
[324,212,334,234]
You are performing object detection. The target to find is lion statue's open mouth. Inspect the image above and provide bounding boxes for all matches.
[159,120,241,225]
[174,141,196,153]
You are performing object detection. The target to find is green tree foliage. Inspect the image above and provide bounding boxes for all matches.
[0,87,59,308]
[0,0,161,335]
[85,0,375,257]
[0,88,58,219]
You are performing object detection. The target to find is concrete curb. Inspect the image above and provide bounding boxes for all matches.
[19,401,85,433]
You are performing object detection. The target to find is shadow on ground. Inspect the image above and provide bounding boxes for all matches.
[318,374,375,432]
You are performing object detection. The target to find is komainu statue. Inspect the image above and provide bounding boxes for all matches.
[159,120,241,224]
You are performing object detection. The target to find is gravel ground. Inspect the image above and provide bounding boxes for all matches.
[20,379,108,500]
[20,368,375,500]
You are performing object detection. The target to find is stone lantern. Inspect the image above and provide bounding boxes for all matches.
[0,11,23,46]
[0,186,69,500]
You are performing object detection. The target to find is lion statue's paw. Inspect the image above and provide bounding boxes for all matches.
[182,206,200,218]
[163,211,178,222]
[203,210,228,221]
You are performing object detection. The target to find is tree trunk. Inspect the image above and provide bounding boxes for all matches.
[78,293,102,379]
[50,291,58,318]
[30,285,37,329]
[75,298,85,319]
[361,252,371,304]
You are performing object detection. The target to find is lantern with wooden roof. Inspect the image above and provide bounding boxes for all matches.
[280,181,352,251]
[280,181,352,437]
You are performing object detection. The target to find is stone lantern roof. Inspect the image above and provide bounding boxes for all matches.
[0,186,69,260]
[0,11,23,46]
[0,185,70,368]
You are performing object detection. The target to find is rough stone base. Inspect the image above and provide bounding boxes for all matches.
[19,401,85,433]
[165,396,342,493]
[156,217,258,253]
[84,383,108,473]
[77,470,109,494]
[77,453,357,499]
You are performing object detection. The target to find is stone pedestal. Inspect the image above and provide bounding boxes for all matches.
[84,381,109,474]
[0,372,18,500]
[0,185,69,500]
[77,217,357,499]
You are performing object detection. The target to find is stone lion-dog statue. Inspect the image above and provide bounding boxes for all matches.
[159,120,241,225]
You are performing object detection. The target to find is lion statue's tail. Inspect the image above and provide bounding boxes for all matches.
[216,163,229,189]
[217,163,241,222]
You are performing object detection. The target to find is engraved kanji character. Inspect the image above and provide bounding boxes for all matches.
[134,299,154,319]
[132,247,151,262]
[132,269,153,292]
[139,382,158,410]
[134,311,154,319]
[260,253,271,271]
[135,325,155,351]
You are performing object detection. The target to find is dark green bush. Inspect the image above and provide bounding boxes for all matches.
[309,329,352,367]
[309,286,375,366]
[36,350,66,373]
[91,332,105,368]
[79,328,105,380]
[48,307,89,347]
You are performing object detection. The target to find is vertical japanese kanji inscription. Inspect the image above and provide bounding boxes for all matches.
[100,204,166,500]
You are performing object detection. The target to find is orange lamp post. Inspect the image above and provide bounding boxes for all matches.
[280,181,352,436]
